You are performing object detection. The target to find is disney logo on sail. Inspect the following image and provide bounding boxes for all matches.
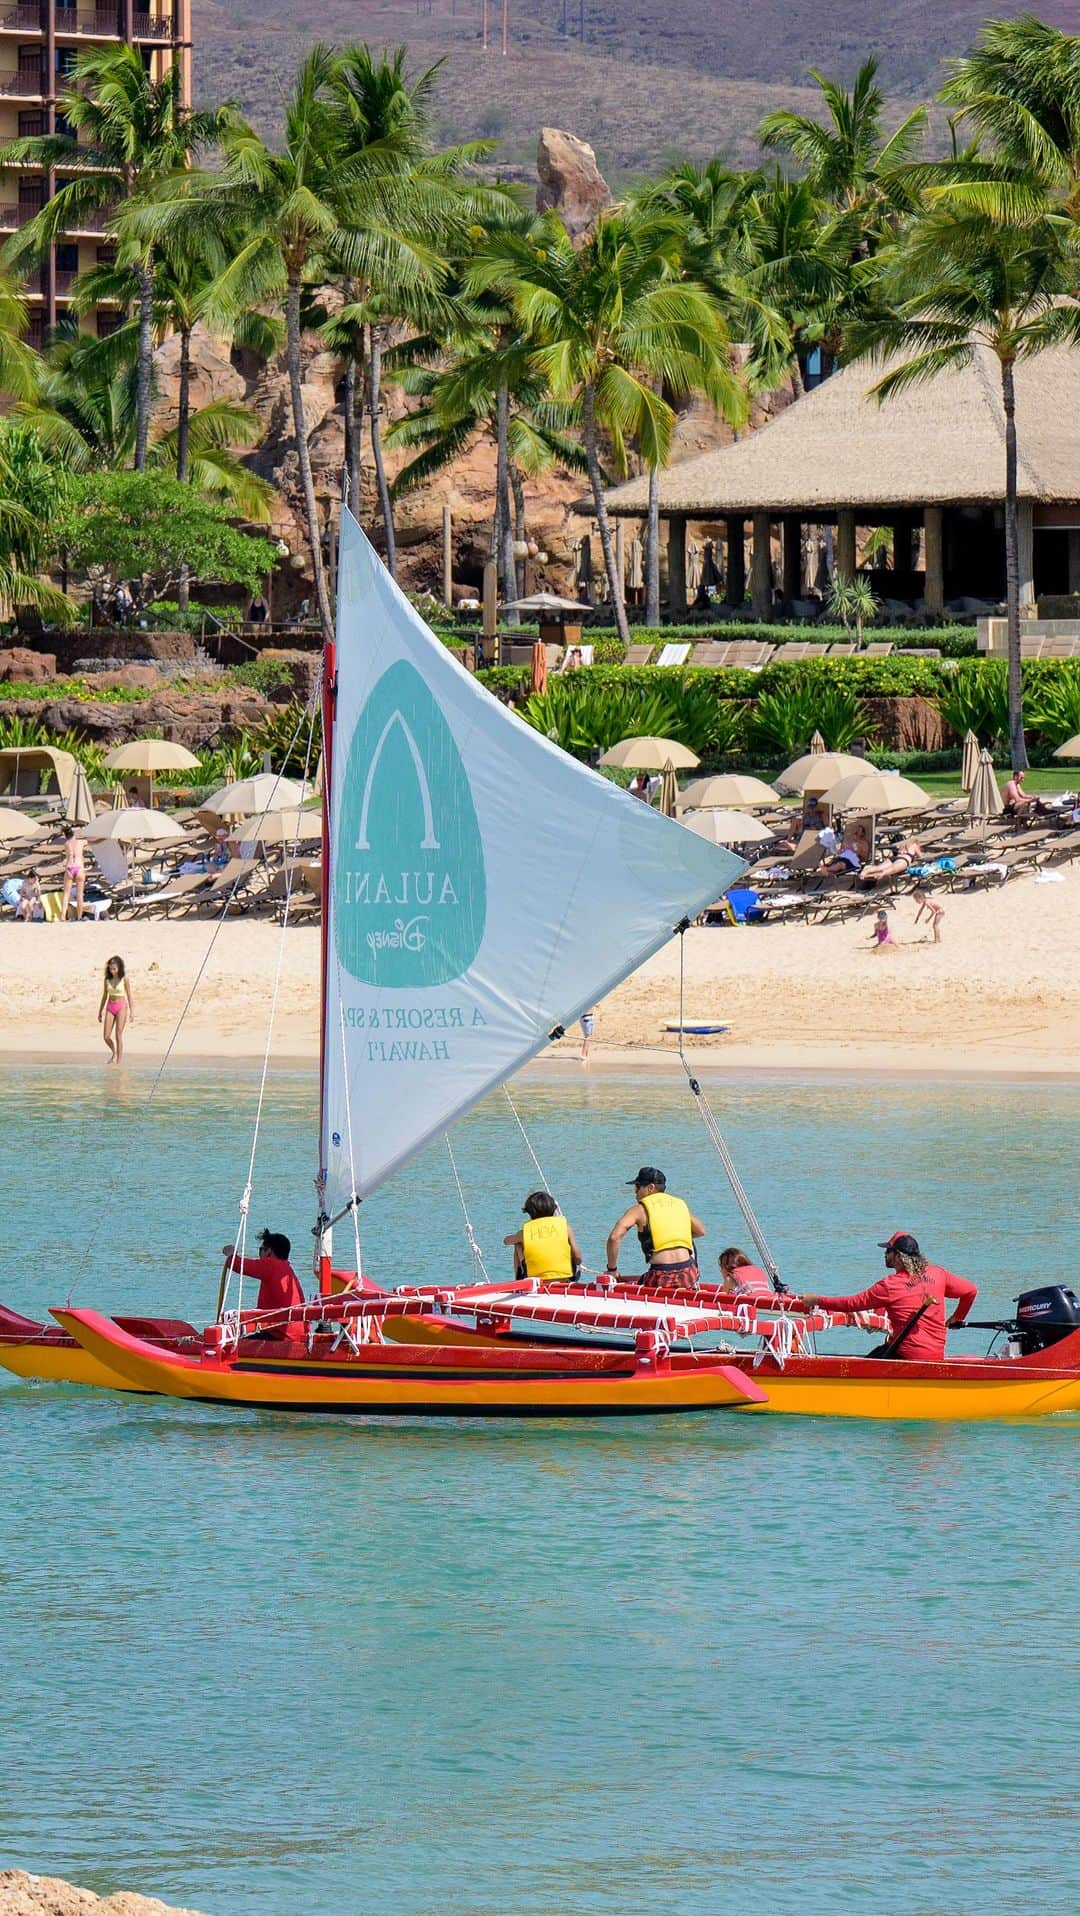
[365,914,429,956]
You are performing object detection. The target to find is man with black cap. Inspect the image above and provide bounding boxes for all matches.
[800,1232,978,1362]
[605,1167,705,1285]
[221,1228,305,1318]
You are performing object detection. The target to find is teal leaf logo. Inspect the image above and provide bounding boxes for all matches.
[335,659,486,986]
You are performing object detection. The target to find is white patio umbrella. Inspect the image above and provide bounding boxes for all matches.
[599,736,699,772]
[680,773,778,809]
[682,808,775,846]
[83,807,186,846]
[232,806,322,847]
[0,807,44,843]
[103,738,201,808]
[774,750,866,797]
[204,773,307,817]
[960,729,980,794]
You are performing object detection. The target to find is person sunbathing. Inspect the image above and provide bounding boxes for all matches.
[859,838,924,885]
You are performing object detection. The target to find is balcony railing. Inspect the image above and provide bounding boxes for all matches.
[0,199,44,225]
[53,267,77,293]
[0,68,44,95]
[132,10,173,38]
[54,9,124,35]
[0,8,44,31]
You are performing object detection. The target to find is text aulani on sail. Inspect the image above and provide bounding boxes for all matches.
[366,915,428,957]
[344,870,461,907]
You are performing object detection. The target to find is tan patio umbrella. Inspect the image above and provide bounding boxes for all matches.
[682,808,775,846]
[658,762,680,817]
[64,762,95,828]
[104,738,201,808]
[809,730,826,754]
[822,768,931,858]
[1053,733,1080,759]
[232,806,322,847]
[599,736,699,771]
[960,729,980,793]
[774,750,866,797]
[0,807,44,843]
[967,749,1003,837]
[204,773,307,817]
[84,807,186,846]
[680,773,778,809]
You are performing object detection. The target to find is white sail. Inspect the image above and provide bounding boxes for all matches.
[320,509,745,1208]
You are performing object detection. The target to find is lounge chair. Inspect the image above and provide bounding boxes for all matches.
[689,641,734,667]
[655,642,691,667]
[863,642,893,657]
[623,643,654,665]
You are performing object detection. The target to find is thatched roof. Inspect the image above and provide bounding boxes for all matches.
[601,343,1080,518]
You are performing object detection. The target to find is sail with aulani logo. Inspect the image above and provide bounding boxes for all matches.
[320,509,744,1210]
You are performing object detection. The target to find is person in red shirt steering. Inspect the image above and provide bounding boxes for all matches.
[800,1231,978,1363]
[221,1229,305,1319]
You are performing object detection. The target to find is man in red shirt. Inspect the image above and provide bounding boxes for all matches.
[801,1232,978,1363]
[221,1229,305,1318]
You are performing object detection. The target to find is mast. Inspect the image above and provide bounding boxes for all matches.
[316,516,338,1296]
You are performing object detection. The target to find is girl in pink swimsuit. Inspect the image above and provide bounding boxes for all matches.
[98,954,133,1063]
[62,827,87,922]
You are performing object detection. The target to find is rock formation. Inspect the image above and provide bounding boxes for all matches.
[0,1870,208,1915]
[535,127,612,239]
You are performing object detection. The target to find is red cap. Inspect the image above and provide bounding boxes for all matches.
[878,1231,920,1255]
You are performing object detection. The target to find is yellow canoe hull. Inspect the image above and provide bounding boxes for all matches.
[0,1339,148,1392]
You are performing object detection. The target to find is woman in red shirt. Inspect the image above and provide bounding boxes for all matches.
[801,1232,977,1363]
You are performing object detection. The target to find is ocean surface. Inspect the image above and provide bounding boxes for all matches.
[0,1062,1077,1916]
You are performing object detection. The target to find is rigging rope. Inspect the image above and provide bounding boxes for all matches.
[502,1084,555,1202]
[444,1132,491,1284]
[676,928,785,1292]
[336,960,364,1280]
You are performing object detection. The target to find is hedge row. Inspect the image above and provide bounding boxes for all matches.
[438,621,979,658]
[476,656,1080,701]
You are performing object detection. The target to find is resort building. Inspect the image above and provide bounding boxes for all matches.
[0,0,191,344]
[599,344,1080,620]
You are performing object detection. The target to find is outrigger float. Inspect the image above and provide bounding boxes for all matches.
[4,511,1080,1422]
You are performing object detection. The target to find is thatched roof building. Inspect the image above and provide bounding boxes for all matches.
[597,344,1080,618]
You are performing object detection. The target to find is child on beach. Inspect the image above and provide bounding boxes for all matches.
[866,909,896,952]
[14,871,43,921]
[98,954,133,1063]
[913,888,945,943]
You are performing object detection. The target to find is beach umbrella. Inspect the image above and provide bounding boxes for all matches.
[1053,733,1080,759]
[232,806,322,847]
[774,750,865,797]
[64,762,95,827]
[809,730,826,755]
[529,640,548,696]
[0,807,43,843]
[599,736,699,771]
[658,762,680,817]
[204,773,306,817]
[682,807,775,846]
[960,729,980,793]
[501,592,584,615]
[104,739,201,806]
[628,537,644,592]
[822,769,931,815]
[967,749,1003,835]
[84,807,186,846]
[680,773,778,809]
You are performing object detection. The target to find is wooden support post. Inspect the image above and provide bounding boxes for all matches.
[667,515,687,618]
[615,519,625,604]
[836,509,857,583]
[442,504,453,609]
[482,558,498,662]
[1068,528,1080,597]
[751,511,772,619]
[923,506,944,617]
[781,518,802,604]
[1017,500,1036,610]
[725,516,745,607]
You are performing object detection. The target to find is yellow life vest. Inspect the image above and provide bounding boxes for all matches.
[638,1191,694,1259]
[521,1214,574,1281]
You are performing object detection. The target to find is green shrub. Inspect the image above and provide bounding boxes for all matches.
[1026,666,1080,746]
[747,680,873,757]
[519,680,683,756]
[0,677,152,704]
[932,661,1010,744]
[222,657,300,697]
[249,702,323,775]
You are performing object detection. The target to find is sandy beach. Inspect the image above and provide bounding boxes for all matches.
[0,874,1075,1079]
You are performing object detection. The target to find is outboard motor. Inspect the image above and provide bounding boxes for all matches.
[1013,1286,1080,1355]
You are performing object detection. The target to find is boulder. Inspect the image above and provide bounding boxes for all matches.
[258,649,321,704]
[536,128,611,240]
[0,1871,207,1915]
[150,323,245,434]
[0,646,55,683]
[40,699,133,742]
[93,666,162,694]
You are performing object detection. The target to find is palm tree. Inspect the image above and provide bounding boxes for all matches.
[486,207,747,646]
[0,273,40,403]
[759,57,927,245]
[850,198,1080,769]
[0,46,234,470]
[940,18,1080,219]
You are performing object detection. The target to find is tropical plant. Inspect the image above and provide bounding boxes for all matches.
[1026,666,1080,745]
[746,677,872,756]
[519,680,683,757]
[490,207,747,647]
[932,659,1011,745]
[0,45,235,469]
[940,17,1080,219]
[0,421,77,621]
[759,58,927,242]
[54,471,277,608]
[249,701,323,774]
[850,198,1080,768]
[194,739,265,789]
[827,575,881,645]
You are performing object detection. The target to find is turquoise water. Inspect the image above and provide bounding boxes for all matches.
[0,1065,1077,1915]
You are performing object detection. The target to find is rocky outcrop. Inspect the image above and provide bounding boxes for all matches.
[150,323,245,434]
[536,127,612,239]
[0,1870,208,1914]
[0,646,56,682]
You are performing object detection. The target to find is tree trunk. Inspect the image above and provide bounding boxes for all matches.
[495,378,517,624]
[176,322,192,611]
[645,461,660,626]
[1000,356,1028,771]
[584,383,629,648]
[286,272,333,644]
[511,465,527,595]
[343,350,364,516]
[368,324,396,579]
[134,258,155,473]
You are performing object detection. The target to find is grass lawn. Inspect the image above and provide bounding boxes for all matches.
[746,767,1078,806]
